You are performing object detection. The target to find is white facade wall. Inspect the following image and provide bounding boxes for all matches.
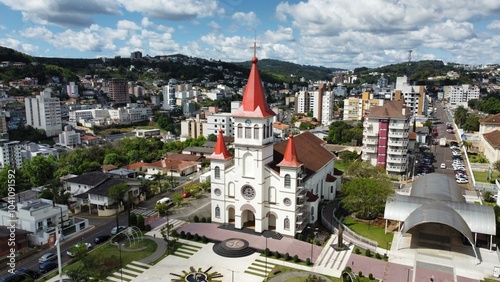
[321,91,334,126]
[205,113,234,137]
[162,79,176,110]
[0,140,22,169]
[25,91,62,137]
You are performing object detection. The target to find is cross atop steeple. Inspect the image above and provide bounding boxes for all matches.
[250,39,260,58]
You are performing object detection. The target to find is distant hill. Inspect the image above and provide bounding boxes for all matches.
[0,46,33,63]
[237,59,345,82]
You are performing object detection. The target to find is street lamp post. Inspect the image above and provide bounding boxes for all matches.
[54,205,64,282]
[119,243,124,282]
[265,236,268,279]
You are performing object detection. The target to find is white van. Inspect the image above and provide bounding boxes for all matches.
[145,175,155,180]
[156,197,172,205]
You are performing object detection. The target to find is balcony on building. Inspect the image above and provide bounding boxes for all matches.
[364,130,377,137]
[389,122,409,130]
[363,138,377,145]
[386,165,407,172]
[295,210,310,233]
[388,139,408,147]
[387,157,407,164]
[387,148,407,155]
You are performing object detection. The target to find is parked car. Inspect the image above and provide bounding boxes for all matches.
[15,268,39,279]
[183,191,192,198]
[156,197,172,206]
[38,261,58,274]
[94,235,111,244]
[67,242,92,257]
[38,253,57,264]
[456,178,468,184]
[440,163,446,169]
[111,226,128,235]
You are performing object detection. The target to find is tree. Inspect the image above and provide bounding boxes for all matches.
[340,178,394,219]
[172,193,184,207]
[338,151,359,162]
[453,106,468,127]
[22,155,58,187]
[0,166,31,197]
[207,134,217,142]
[39,179,70,205]
[493,160,500,172]
[423,120,433,135]
[462,114,481,132]
[344,162,389,180]
[108,182,128,229]
[103,153,127,167]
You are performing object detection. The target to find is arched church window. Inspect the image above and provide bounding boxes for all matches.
[254,124,259,139]
[215,206,220,218]
[284,174,291,187]
[214,166,220,179]
[284,218,290,230]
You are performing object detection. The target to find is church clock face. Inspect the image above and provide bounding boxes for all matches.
[214,188,221,196]
[241,185,256,200]
[245,119,252,126]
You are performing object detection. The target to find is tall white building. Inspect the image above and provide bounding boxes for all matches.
[394,76,428,116]
[25,90,62,137]
[205,112,234,137]
[446,85,480,106]
[209,56,338,237]
[0,139,22,169]
[295,84,333,125]
[162,79,177,110]
[59,125,81,147]
[361,100,411,176]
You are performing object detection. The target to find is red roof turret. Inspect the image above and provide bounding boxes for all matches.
[233,57,275,118]
[209,130,232,160]
[277,134,302,167]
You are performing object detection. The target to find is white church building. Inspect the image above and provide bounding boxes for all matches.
[209,56,339,238]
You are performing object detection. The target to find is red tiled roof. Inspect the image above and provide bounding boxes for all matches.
[408,131,417,140]
[326,173,337,182]
[233,57,276,118]
[483,130,500,148]
[164,153,203,162]
[480,113,500,124]
[306,191,319,202]
[271,131,334,176]
[127,161,150,170]
[277,134,302,168]
[209,130,232,160]
[367,100,410,119]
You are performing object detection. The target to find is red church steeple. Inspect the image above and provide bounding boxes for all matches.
[233,56,275,118]
[209,130,232,160]
[277,134,302,167]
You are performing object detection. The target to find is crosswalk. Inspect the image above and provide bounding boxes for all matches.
[106,261,151,282]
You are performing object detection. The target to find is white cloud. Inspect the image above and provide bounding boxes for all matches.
[0,0,120,27]
[231,11,260,29]
[0,38,38,54]
[141,17,153,28]
[487,20,500,30]
[117,0,223,21]
[117,20,141,31]
[262,26,294,43]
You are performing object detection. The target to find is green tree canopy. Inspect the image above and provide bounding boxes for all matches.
[22,155,58,187]
[462,114,481,132]
[344,162,389,180]
[453,106,468,127]
[108,182,128,205]
[340,178,394,219]
[0,166,31,197]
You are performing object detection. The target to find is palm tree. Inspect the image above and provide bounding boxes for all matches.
[461,140,472,152]
[453,106,468,128]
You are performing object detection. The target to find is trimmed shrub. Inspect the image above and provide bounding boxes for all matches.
[284,253,290,261]
[293,255,300,263]
[383,253,388,260]
[171,230,179,237]
[273,251,280,259]
[200,217,207,223]
[145,224,152,232]
[306,258,311,266]
[202,235,208,243]
[186,232,193,240]
[354,248,361,254]
[180,231,186,238]
[358,271,363,277]
[375,253,382,259]
[129,213,137,227]
[344,266,352,272]
[206,217,211,223]
[369,273,374,280]
[194,233,200,241]
[137,215,145,230]
[364,249,371,257]
[297,234,304,241]
[264,248,270,256]
[193,215,199,223]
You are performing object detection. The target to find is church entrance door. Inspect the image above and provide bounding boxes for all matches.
[228,207,235,224]
[241,210,255,229]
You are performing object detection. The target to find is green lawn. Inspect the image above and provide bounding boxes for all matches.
[472,170,500,183]
[55,239,157,281]
[334,161,348,171]
[343,216,394,249]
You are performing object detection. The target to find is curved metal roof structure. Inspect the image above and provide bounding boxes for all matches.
[384,174,496,236]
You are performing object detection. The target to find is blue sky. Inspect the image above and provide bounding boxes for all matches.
[0,0,499,69]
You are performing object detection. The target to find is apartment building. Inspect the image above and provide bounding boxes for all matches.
[362,100,411,175]
[66,82,79,97]
[58,125,81,147]
[394,76,428,116]
[444,85,480,107]
[0,139,22,169]
[205,112,234,137]
[108,79,129,104]
[162,79,176,110]
[295,84,334,125]
[343,92,385,121]
[180,114,207,141]
[25,90,62,137]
